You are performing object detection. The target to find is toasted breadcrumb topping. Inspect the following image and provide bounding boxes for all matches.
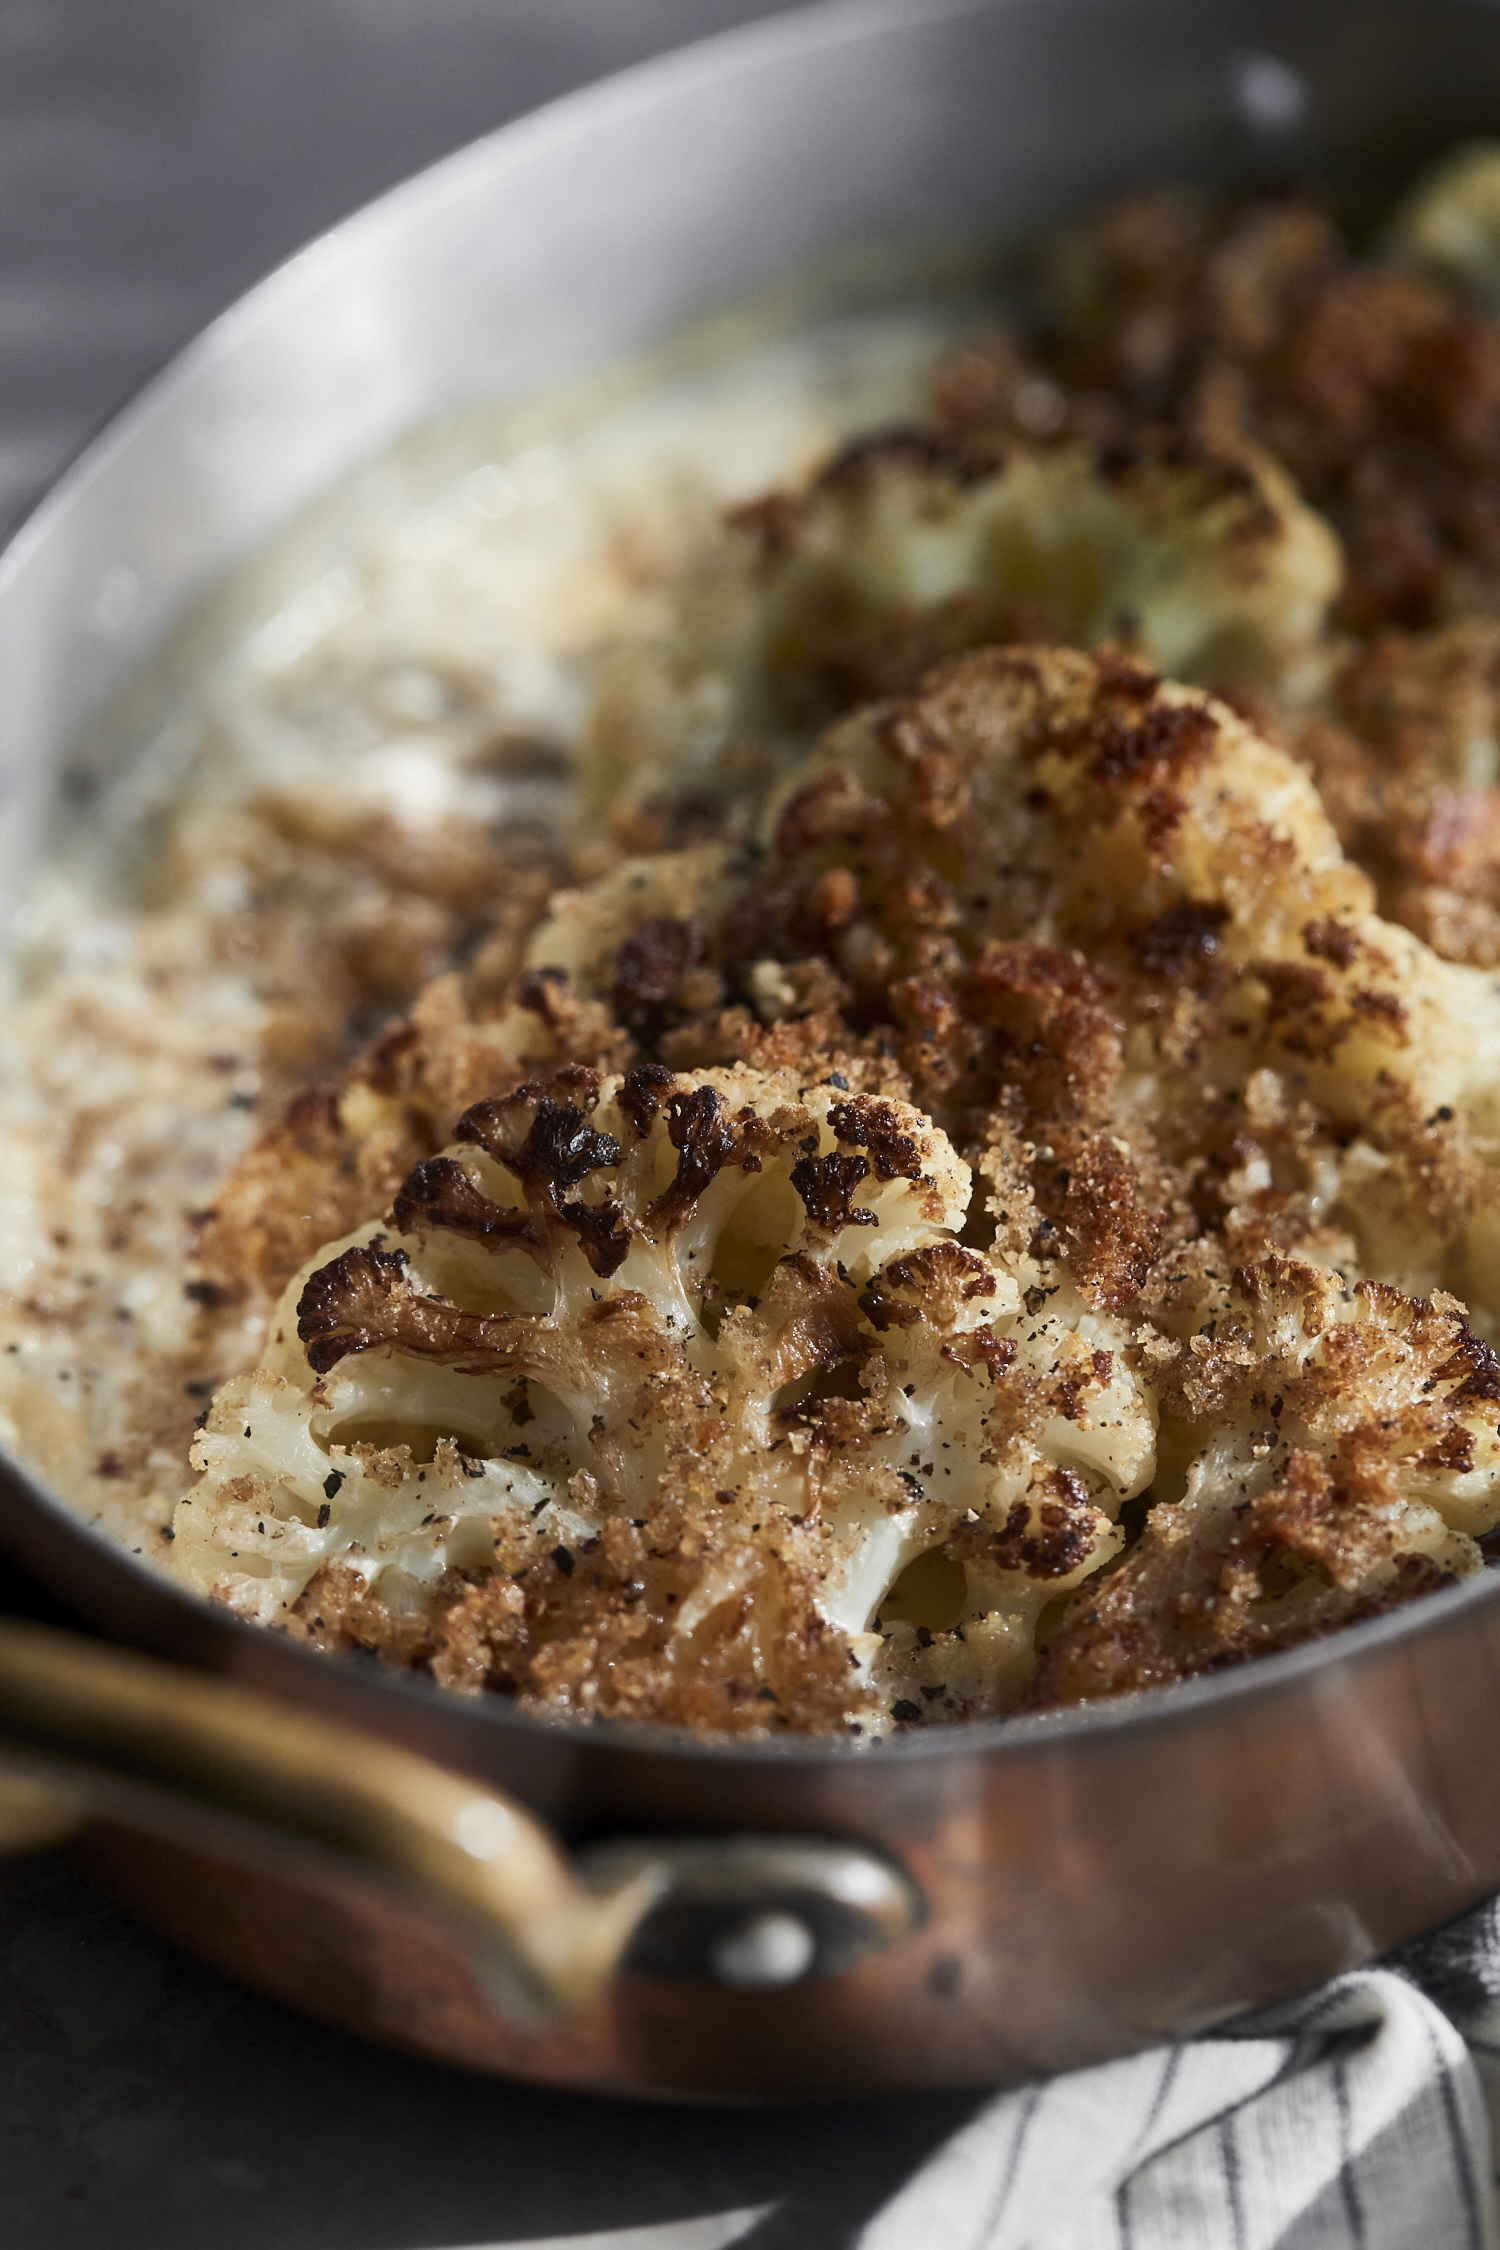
[20,155,1500,1729]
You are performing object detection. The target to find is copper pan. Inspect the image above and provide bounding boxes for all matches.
[4,0,1500,2101]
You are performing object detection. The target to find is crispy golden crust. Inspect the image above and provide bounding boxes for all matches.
[1295,623,1500,969]
[179,1050,1159,1730]
[291,1517,865,1734]
[1028,1271,1497,1704]
[937,187,1500,636]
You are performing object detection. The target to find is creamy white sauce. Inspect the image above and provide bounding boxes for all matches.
[0,284,990,1566]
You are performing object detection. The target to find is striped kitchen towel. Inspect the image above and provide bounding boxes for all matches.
[854,1895,1500,2249]
[456,1896,1500,2250]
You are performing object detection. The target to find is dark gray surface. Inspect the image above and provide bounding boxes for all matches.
[0,0,813,534]
[0,6,982,2242]
[0,1850,978,2250]
[0,1570,983,2250]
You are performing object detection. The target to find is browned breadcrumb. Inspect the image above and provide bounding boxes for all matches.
[195,1059,1109,1733]
[195,964,633,1306]
[293,1515,868,1734]
[1027,1269,1495,1703]
[937,186,1500,636]
[176,176,1500,1726]
[1295,622,1500,967]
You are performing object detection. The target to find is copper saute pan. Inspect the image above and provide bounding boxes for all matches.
[4,0,1500,2101]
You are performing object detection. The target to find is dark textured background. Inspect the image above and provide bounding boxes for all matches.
[0,0,824,534]
[0,4,987,2245]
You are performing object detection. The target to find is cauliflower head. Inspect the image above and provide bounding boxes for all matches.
[495,645,1500,1707]
[175,1060,1154,1730]
[178,644,1500,1725]
[1032,1261,1500,1703]
[528,645,1500,1307]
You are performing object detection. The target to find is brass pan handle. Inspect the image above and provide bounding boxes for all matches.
[0,1621,921,2025]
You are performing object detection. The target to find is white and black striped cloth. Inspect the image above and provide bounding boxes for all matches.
[853,1897,1500,2249]
[483,1897,1500,2250]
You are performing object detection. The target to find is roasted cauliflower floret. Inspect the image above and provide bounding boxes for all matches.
[1385,142,1500,318]
[175,1061,1154,1729]
[737,426,1339,729]
[956,172,1500,637]
[768,644,1500,1094]
[504,644,1500,1321]
[573,416,1341,838]
[1031,1263,1500,1704]
[498,643,1500,1707]
[1296,619,1500,970]
[709,645,1500,1309]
